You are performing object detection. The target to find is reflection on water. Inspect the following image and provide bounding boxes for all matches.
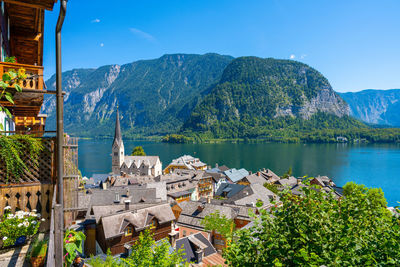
[78,139,400,206]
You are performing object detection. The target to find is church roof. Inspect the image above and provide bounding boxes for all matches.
[113,109,123,147]
[123,156,160,168]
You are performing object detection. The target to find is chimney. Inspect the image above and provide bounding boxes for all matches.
[195,249,204,263]
[168,231,178,248]
[114,192,120,203]
[249,171,252,175]
[126,188,130,197]
[124,199,131,210]
[297,178,301,185]
[197,204,205,213]
[257,171,260,176]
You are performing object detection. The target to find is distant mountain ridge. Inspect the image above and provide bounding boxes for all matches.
[339,89,400,127]
[43,53,396,140]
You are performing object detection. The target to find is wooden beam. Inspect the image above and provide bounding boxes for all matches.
[2,0,56,11]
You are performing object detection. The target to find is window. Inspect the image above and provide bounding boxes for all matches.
[114,152,118,156]
[183,230,186,237]
[125,227,132,237]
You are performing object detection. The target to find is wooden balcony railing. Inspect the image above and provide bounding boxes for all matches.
[0,61,44,90]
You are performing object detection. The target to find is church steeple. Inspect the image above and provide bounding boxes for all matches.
[112,107,124,174]
[113,107,122,147]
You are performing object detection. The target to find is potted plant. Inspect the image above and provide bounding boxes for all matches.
[30,239,48,267]
[64,230,85,267]
[0,207,43,248]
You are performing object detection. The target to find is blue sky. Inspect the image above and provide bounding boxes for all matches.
[43,0,400,92]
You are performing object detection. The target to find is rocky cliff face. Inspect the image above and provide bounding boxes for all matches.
[339,89,400,126]
[276,87,349,119]
[42,53,233,136]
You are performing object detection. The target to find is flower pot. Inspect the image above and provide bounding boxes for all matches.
[14,236,26,246]
[30,255,45,267]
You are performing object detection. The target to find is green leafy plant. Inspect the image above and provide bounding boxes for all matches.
[0,134,43,182]
[0,56,27,131]
[87,249,119,267]
[122,227,186,267]
[131,146,146,156]
[201,210,236,241]
[63,229,86,267]
[31,239,48,258]
[264,182,279,194]
[224,181,400,266]
[0,208,43,247]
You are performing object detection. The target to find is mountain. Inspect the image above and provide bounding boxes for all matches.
[180,57,361,139]
[42,53,233,137]
[339,89,400,127]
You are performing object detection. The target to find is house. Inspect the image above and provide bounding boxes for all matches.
[112,110,162,176]
[215,183,246,199]
[336,136,348,142]
[164,155,207,174]
[223,168,249,184]
[193,172,214,200]
[175,233,226,266]
[206,165,229,192]
[176,201,255,251]
[240,169,281,185]
[274,176,298,189]
[90,202,176,255]
[291,183,343,199]
[165,173,198,202]
[231,184,278,208]
[310,176,336,187]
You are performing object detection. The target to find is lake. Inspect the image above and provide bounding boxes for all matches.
[78,139,400,207]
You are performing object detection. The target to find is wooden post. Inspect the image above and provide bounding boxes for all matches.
[54,204,63,267]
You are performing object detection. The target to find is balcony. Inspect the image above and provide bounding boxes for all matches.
[0,61,44,118]
[0,61,44,90]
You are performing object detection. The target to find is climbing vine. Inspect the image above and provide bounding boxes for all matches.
[0,134,43,182]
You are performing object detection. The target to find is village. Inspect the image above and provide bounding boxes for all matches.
[0,1,399,266]
[66,110,345,265]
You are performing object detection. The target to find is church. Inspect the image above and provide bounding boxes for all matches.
[111,110,162,176]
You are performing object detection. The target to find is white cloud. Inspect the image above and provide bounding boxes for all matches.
[290,54,296,59]
[300,54,307,59]
[100,43,104,47]
[91,18,101,23]
[130,28,156,42]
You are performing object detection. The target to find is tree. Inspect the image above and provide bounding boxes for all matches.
[201,210,236,240]
[88,228,186,267]
[131,146,146,156]
[224,182,400,266]
[281,167,292,178]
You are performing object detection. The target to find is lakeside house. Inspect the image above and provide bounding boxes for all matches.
[164,155,208,174]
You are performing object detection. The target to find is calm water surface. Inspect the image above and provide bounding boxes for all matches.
[78,139,400,206]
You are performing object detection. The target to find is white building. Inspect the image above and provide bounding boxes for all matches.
[111,109,162,176]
